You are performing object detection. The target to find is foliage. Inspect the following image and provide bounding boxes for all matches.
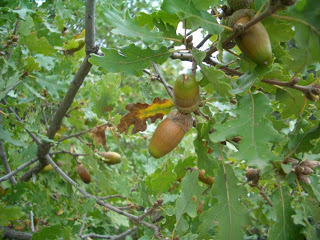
[0,0,319,239]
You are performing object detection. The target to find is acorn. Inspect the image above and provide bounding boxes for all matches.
[148,110,193,158]
[228,9,272,65]
[76,163,91,184]
[99,151,122,165]
[173,74,200,113]
[42,164,53,172]
[227,0,253,11]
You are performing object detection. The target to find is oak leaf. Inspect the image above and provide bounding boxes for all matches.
[90,125,109,151]
[117,97,174,134]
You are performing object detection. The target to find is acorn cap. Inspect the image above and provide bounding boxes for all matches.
[228,9,255,27]
[167,110,193,133]
[227,0,254,11]
[173,74,200,113]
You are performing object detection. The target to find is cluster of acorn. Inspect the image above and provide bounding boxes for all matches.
[148,0,276,158]
[148,74,200,158]
[284,158,320,184]
[75,151,122,184]
[42,151,122,184]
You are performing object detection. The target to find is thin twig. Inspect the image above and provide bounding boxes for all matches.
[0,113,17,185]
[41,103,49,132]
[257,186,273,207]
[57,122,110,143]
[98,194,127,200]
[196,34,212,49]
[49,150,89,157]
[78,213,87,237]
[80,227,137,239]
[0,157,38,183]
[30,211,35,233]
[152,63,173,98]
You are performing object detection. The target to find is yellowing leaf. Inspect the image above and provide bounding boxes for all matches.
[117,97,174,134]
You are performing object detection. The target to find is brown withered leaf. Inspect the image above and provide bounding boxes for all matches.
[117,97,174,134]
[90,125,109,151]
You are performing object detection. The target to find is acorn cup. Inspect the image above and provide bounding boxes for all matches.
[76,163,91,184]
[173,74,200,113]
[227,0,253,11]
[99,151,122,165]
[148,110,193,158]
[228,9,272,65]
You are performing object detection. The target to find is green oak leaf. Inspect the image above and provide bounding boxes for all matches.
[200,65,232,99]
[89,45,171,75]
[211,92,285,168]
[0,126,24,146]
[90,73,121,118]
[268,186,304,240]
[18,15,34,36]
[194,123,219,176]
[146,159,177,194]
[294,124,320,153]
[263,18,294,43]
[161,0,223,34]
[0,203,24,225]
[192,0,218,11]
[102,6,176,43]
[232,65,270,95]
[174,170,204,234]
[136,11,180,29]
[275,88,305,119]
[31,224,64,240]
[293,198,320,239]
[21,32,56,56]
[198,164,250,239]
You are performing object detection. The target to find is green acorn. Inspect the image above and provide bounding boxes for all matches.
[148,110,193,158]
[228,9,272,65]
[173,74,200,113]
[227,0,254,11]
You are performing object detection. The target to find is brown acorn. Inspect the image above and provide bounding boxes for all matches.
[246,168,260,186]
[173,74,200,113]
[76,163,91,184]
[99,151,122,165]
[301,160,319,169]
[228,9,272,64]
[148,110,193,158]
[298,174,311,185]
